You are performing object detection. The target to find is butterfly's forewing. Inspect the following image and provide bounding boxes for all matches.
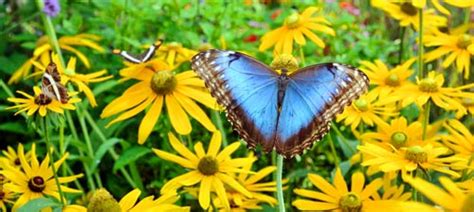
[276,63,369,157]
[192,50,279,151]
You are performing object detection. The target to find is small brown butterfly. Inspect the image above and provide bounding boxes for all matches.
[41,62,69,104]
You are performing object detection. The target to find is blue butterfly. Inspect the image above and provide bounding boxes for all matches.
[192,50,369,158]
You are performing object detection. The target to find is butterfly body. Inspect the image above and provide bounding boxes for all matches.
[192,50,368,158]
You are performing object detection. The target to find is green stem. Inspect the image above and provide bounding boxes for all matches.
[331,122,356,155]
[211,110,228,147]
[298,45,306,66]
[42,117,65,205]
[83,111,137,188]
[398,27,406,64]
[327,132,340,167]
[76,107,104,188]
[35,0,65,69]
[59,125,66,176]
[276,154,285,212]
[422,101,431,140]
[417,8,424,78]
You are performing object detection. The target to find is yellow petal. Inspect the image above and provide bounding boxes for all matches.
[166,94,192,135]
[198,176,212,209]
[138,96,163,144]
[119,189,141,211]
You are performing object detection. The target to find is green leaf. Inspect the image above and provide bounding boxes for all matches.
[90,138,122,173]
[17,197,61,212]
[0,122,29,134]
[113,146,150,172]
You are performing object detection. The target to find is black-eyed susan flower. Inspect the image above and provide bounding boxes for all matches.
[9,34,105,84]
[371,0,447,31]
[101,60,217,144]
[157,42,197,67]
[84,188,189,212]
[1,144,83,210]
[359,58,415,99]
[0,145,32,169]
[0,187,15,212]
[358,143,465,178]
[7,86,80,117]
[259,7,335,54]
[336,91,399,133]
[406,176,474,211]
[153,132,254,210]
[441,119,474,159]
[361,117,423,149]
[395,71,474,110]
[424,25,474,78]
[292,168,423,211]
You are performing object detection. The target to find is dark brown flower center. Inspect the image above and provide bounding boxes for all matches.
[462,98,474,107]
[0,191,4,200]
[391,132,407,148]
[401,3,417,16]
[197,156,219,176]
[150,70,177,95]
[438,26,449,34]
[405,146,427,164]
[14,158,21,166]
[28,176,46,192]
[339,192,362,212]
[34,94,52,105]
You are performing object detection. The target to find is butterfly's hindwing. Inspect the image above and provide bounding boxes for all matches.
[275,63,369,157]
[192,50,280,151]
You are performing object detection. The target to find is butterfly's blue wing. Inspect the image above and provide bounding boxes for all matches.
[192,50,279,151]
[275,63,369,157]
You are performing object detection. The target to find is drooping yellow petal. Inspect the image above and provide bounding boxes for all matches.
[138,96,163,144]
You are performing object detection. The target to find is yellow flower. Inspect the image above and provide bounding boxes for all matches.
[259,7,335,54]
[336,91,399,133]
[406,176,474,211]
[156,42,197,67]
[7,86,80,117]
[292,168,421,211]
[101,60,217,144]
[0,187,15,212]
[118,189,189,212]
[0,145,32,169]
[454,97,474,117]
[153,132,254,210]
[32,55,113,107]
[1,144,83,210]
[358,142,465,178]
[361,117,423,149]
[359,58,415,99]
[395,71,474,110]
[9,34,105,84]
[371,1,447,31]
[441,119,474,158]
[83,188,188,212]
[424,25,474,78]
[370,172,411,201]
[233,153,279,207]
